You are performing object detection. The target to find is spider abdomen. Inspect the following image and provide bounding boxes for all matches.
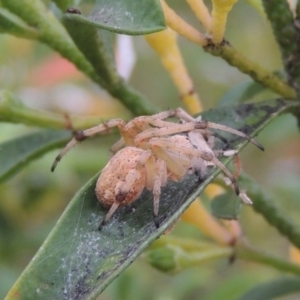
[95,147,147,208]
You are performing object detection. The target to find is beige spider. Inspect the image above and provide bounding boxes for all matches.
[51,108,263,229]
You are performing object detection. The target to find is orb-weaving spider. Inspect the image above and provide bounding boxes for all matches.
[51,108,263,229]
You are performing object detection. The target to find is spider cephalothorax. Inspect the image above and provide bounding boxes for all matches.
[51,108,263,229]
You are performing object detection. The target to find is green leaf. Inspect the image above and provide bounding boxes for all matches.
[239,276,300,300]
[80,0,166,35]
[62,15,118,89]
[0,7,39,39]
[218,80,266,107]
[261,0,297,61]
[0,130,70,183]
[6,99,300,299]
[211,191,241,220]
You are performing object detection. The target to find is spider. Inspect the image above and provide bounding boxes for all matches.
[51,108,263,230]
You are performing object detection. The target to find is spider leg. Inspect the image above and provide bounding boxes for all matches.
[119,111,196,150]
[126,108,198,136]
[144,155,157,190]
[98,201,120,230]
[128,108,194,126]
[123,109,178,135]
[171,107,263,151]
[51,119,126,171]
[134,122,200,146]
[197,121,264,151]
[115,110,180,146]
[214,149,238,157]
[150,143,188,178]
[210,156,239,195]
[109,137,125,157]
[129,109,178,126]
[150,137,207,179]
[116,150,151,197]
[154,159,167,218]
[144,158,167,228]
[151,139,240,195]
[173,107,197,122]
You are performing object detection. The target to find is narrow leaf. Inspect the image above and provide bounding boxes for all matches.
[62,15,118,88]
[218,80,266,107]
[0,7,39,39]
[6,99,300,299]
[0,130,70,183]
[262,0,300,89]
[262,0,297,61]
[86,0,166,35]
[239,276,300,300]
[62,1,166,35]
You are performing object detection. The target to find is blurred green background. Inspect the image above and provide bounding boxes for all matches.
[1,0,300,299]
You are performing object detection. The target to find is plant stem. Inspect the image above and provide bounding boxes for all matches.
[160,0,207,46]
[0,91,131,130]
[262,0,300,92]
[204,40,297,99]
[210,0,238,44]
[236,239,300,276]
[145,28,203,113]
[261,0,297,62]
[239,173,300,250]
[108,82,158,116]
